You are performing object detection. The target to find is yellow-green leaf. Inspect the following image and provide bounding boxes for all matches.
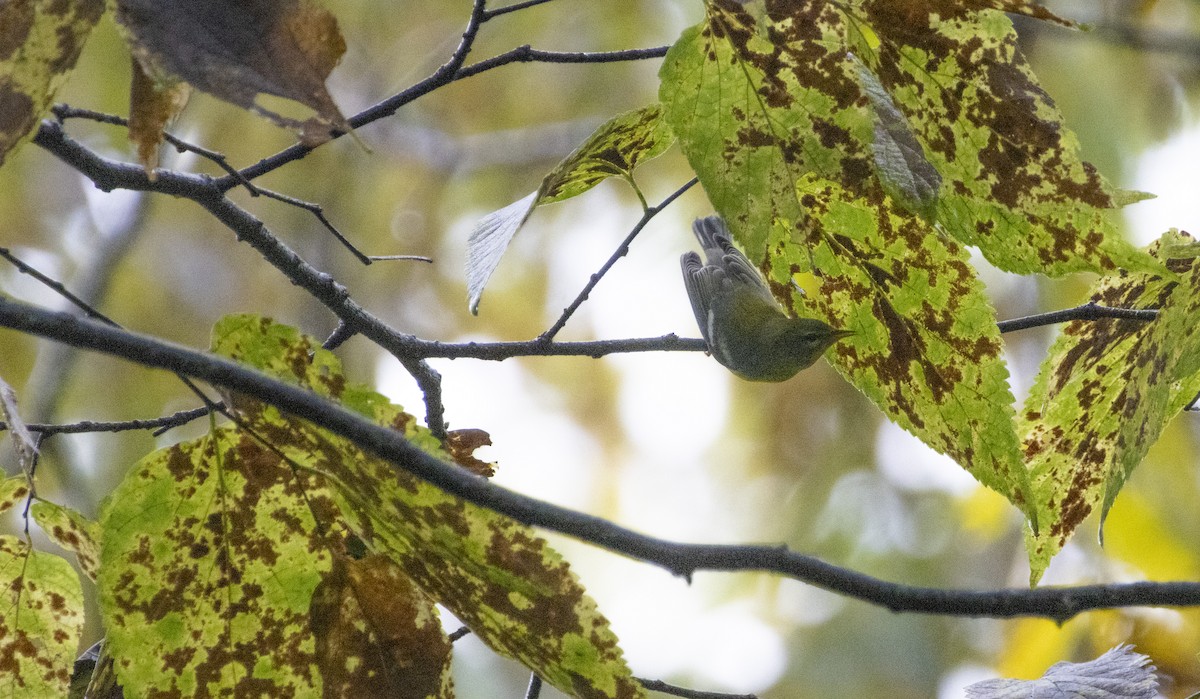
[792,175,1032,518]
[658,0,1156,272]
[0,0,103,166]
[467,104,674,314]
[1020,231,1200,582]
[31,501,100,581]
[97,429,338,696]
[0,535,84,699]
[0,476,30,515]
[849,0,1156,276]
[538,103,674,204]
[212,314,645,699]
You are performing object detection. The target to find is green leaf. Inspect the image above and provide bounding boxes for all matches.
[853,55,940,221]
[467,104,674,314]
[0,535,84,699]
[658,0,1157,272]
[97,429,338,696]
[0,476,30,515]
[537,103,674,205]
[793,175,1032,518]
[212,314,645,699]
[848,1,1157,276]
[1020,231,1200,582]
[0,0,104,166]
[31,501,100,581]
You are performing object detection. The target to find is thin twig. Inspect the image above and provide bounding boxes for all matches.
[483,0,559,20]
[637,678,758,699]
[448,626,472,642]
[0,407,212,436]
[539,178,698,341]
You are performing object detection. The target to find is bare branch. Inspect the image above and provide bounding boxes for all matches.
[3,298,1200,624]
[0,407,211,437]
[637,678,758,699]
[997,302,1159,333]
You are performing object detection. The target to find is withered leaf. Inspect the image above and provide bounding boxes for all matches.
[115,0,349,135]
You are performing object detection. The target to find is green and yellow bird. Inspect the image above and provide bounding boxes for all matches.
[680,216,852,382]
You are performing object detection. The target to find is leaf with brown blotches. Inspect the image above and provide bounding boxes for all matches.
[0,0,103,166]
[210,314,645,699]
[114,0,349,136]
[310,555,453,698]
[1020,231,1200,582]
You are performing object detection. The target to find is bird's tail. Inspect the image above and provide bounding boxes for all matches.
[692,215,732,251]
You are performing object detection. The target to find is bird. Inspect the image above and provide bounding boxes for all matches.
[680,216,852,382]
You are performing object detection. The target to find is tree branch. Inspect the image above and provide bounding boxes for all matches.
[2,297,1198,624]
[996,301,1158,333]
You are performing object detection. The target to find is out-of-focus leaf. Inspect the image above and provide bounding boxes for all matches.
[31,501,101,581]
[467,104,673,314]
[0,475,30,515]
[0,0,104,166]
[310,554,453,698]
[127,56,190,176]
[113,0,348,136]
[0,535,85,698]
[211,314,645,699]
[1021,231,1200,581]
[966,644,1158,698]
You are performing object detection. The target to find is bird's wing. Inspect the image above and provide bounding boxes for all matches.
[680,251,723,344]
[718,239,779,307]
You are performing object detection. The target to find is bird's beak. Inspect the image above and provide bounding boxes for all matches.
[832,329,856,341]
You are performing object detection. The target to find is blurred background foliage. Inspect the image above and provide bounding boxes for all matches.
[2,0,1200,696]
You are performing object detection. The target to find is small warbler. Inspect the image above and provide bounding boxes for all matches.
[680,216,853,382]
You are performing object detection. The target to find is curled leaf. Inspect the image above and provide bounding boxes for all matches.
[115,0,349,134]
[966,645,1158,699]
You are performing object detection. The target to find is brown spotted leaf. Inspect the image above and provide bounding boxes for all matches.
[0,475,30,515]
[31,501,100,581]
[467,104,674,314]
[852,0,1156,276]
[311,554,453,698]
[0,535,85,697]
[96,428,341,695]
[791,175,1033,517]
[1020,231,1200,582]
[211,314,645,699]
[659,0,1156,273]
[0,0,103,166]
[114,0,348,135]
